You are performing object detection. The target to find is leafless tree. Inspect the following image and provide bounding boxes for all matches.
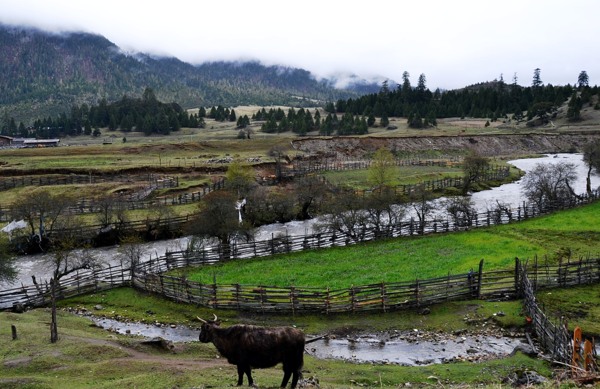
[443,197,477,228]
[11,189,75,251]
[117,235,147,279]
[45,239,101,343]
[244,187,296,225]
[94,194,128,228]
[408,184,435,234]
[521,161,578,210]
[364,187,406,238]
[145,202,177,240]
[486,200,514,225]
[314,190,368,243]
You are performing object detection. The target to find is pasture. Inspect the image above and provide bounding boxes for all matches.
[0,307,551,388]
[181,201,600,289]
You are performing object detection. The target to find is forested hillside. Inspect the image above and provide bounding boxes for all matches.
[0,24,366,123]
[332,72,600,129]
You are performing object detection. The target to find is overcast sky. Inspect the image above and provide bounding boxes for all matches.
[1,0,599,90]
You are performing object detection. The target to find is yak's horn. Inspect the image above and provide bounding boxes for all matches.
[212,314,218,321]
[197,316,207,323]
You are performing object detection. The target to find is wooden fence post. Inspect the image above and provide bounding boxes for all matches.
[514,257,521,297]
[290,286,296,316]
[11,325,17,340]
[415,279,420,307]
[380,283,387,313]
[211,283,217,309]
[235,284,241,310]
[477,259,484,298]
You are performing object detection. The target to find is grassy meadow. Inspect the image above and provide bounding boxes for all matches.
[0,306,552,389]
[181,201,600,289]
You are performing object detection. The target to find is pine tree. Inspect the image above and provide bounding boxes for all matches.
[577,71,589,89]
[532,68,542,88]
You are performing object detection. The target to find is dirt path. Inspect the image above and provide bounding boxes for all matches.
[62,335,226,370]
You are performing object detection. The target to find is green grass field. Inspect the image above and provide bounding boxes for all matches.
[182,201,600,289]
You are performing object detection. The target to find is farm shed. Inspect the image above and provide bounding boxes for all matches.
[0,135,13,146]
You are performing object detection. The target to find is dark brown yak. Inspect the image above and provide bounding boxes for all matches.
[198,315,305,388]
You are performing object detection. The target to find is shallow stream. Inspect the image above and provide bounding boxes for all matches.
[88,315,525,366]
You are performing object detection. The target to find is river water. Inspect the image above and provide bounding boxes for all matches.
[87,315,525,366]
[2,153,599,287]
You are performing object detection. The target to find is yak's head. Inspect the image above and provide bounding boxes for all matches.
[198,314,220,343]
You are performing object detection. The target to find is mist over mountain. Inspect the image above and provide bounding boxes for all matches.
[0,24,378,123]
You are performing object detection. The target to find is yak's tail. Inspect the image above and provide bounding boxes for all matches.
[305,334,328,344]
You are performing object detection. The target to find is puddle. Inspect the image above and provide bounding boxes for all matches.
[87,316,524,366]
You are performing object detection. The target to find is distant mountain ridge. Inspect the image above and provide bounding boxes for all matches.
[0,24,381,122]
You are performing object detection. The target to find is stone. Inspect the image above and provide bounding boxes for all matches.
[510,343,537,357]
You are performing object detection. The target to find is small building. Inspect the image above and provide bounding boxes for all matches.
[23,138,60,147]
[0,135,13,146]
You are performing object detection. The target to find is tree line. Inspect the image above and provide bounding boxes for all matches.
[329,70,599,129]
[0,88,207,138]
[255,106,368,136]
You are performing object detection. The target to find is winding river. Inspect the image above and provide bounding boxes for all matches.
[2,153,599,287]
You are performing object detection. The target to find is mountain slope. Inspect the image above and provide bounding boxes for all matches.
[0,24,371,122]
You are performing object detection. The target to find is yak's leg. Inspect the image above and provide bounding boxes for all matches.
[244,366,254,387]
[236,365,245,386]
[280,369,292,388]
[290,369,302,389]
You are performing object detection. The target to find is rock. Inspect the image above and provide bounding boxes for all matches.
[12,303,26,313]
[94,304,104,311]
[298,376,320,388]
[510,343,537,357]
[141,337,175,352]
[420,307,431,315]
[504,370,547,386]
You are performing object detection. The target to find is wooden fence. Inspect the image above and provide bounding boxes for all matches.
[287,157,462,176]
[0,264,130,309]
[131,269,483,314]
[100,194,595,273]
[516,258,572,364]
[0,178,226,223]
[0,173,175,191]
